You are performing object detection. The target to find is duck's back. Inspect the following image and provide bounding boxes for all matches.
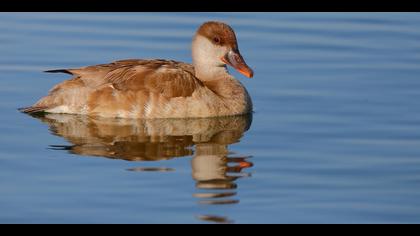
[21,59,215,118]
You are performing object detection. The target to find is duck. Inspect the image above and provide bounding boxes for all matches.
[19,21,254,119]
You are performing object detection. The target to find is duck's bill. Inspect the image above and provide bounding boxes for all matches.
[221,50,254,78]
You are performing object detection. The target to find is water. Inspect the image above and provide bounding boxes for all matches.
[1,13,420,223]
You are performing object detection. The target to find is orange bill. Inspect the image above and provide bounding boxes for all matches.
[221,50,254,78]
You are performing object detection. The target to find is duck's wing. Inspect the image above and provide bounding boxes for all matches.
[21,59,204,116]
[101,59,201,97]
[47,59,198,92]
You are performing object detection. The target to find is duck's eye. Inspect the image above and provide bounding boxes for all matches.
[213,37,220,44]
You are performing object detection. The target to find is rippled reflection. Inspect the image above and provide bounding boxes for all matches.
[29,112,253,223]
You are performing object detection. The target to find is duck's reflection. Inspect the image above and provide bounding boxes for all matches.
[30,113,253,224]
[192,142,253,207]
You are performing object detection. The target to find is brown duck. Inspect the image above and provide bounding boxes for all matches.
[20,21,254,118]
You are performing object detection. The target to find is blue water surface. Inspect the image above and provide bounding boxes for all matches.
[1,13,420,223]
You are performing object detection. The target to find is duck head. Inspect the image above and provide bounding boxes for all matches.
[192,21,253,80]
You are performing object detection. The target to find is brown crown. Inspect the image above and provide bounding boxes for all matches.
[196,21,238,49]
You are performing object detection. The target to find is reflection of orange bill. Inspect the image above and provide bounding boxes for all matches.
[238,161,253,168]
[221,50,254,78]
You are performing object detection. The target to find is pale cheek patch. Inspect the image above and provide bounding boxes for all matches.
[193,36,227,67]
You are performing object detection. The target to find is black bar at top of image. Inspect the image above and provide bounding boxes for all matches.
[1,0,420,12]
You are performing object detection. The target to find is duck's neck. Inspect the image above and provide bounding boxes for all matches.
[193,62,229,81]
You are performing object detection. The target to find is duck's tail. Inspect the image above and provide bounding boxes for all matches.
[44,69,73,75]
[19,69,78,115]
[18,106,48,114]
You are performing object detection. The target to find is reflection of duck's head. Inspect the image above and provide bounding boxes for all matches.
[188,117,254,207]
[31,113,252,161]
[191,141,253,205]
